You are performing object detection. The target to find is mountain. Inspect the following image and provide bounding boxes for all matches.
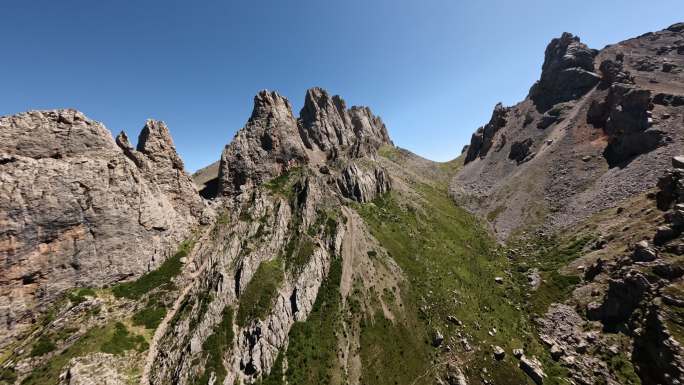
[0,22,683,385]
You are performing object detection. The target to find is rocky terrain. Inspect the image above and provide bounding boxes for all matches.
[454,23,684,240]
[0,22,683,385]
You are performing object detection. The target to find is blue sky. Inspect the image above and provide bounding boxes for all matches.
[2,1,682,171]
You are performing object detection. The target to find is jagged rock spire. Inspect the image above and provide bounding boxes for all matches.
[464,102,509,164]
[529,32,600,111]
[218,90,309,196]
[217,88,394,196]
[137,119,185,171]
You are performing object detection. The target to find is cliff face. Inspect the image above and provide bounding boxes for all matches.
[0,110,205,350]
[454,24,684,240]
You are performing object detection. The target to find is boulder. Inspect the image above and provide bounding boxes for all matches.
[433,330,444,347]
[519,356,546,385]
[493,345,505,360]
[632,240,658,262]
[598,59,634,87]
[673,156,684,169]
[587,271,651,325]
[654,225,678,246]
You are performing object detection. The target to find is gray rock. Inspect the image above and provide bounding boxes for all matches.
[519,356,546,385]
[632,240,658,261]
[0,110,203,349]
[336,163,391,203]
[529,32,599,111]
[433,330,445,347]
[673,156,684,169]
[513,348,524,358]
[493,345,505,360]
[218,90,309,196]
[464,103,509,163]
[508,138,534,164]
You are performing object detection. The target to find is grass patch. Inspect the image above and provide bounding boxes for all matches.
[132,300,167,330]
[282,257,343,385]
[112,240,194,299]
[264,167,301,198]
[30,335,56,357]
[283,236,316,272]
[67,288,96,306]
[257,350,285,385]
[236,260,284,327]
[356,184,545,384]
[359,312,432,385]
[195,307,234,385]
[486,205,506,222]
[511,234,593,315]
[20,322,147,385]
[101,322,148,355]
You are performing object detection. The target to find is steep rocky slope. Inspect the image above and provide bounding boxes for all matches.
[454,23,684,240]
[454,22,684,385]
[0,111,206,352]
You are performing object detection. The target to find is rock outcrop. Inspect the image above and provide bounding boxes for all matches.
[0,109,204,349]
[454,24,684,239]
[336,163,392,203]
[218,88,393,197]
[464,103,508,164]
[529,32,600,112]
[218,90,309,196]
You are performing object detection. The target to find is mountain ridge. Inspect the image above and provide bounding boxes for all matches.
[0,22,683,385]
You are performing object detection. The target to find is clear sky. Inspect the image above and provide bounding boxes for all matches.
[2,1,682,171]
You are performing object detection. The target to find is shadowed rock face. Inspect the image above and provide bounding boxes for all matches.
[0,110,204,349]
[464,103,509,164]
[529,32,600,112]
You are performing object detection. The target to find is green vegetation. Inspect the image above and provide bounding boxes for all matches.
[236,260,284,327]
[283,235,316,272]
[101,322,148,355]
[282,257,343,385]
[30,335,56,357]
[359,312,432,385]
[195,307,234,385]
[112,240,194,299]
[132,300,167,330]
[486,205,506,222]
[257,350,285,385]
[67,288,97,306]
[356,184,556,384]
[264,167,302,198]
[0,367,17,384]
[511,235,593,315]
[21,322,147,385]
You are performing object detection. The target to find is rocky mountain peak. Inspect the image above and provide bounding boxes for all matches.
[464,102,509,164]
[0,109,118,160]
[216,88,393,196]
[217,90,309,196]
[250,89,297,123]
[530,32,600,111]
[136,119,185,171]
[299,87,354,151]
